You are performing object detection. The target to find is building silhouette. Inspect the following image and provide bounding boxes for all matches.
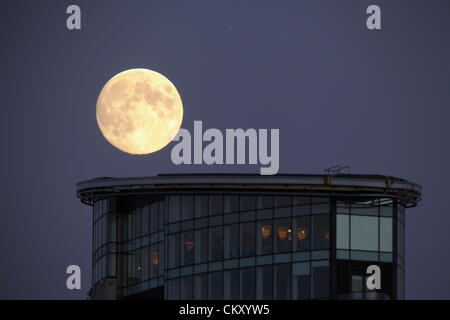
[76,173,421,300]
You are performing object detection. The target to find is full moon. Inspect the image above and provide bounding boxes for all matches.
[96,68,183,154]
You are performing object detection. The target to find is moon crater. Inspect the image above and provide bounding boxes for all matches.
[96,69,183,154]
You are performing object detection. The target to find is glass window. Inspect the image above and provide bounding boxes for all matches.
[380,198,393,217]
[312,215,329,250]
[224,269,239,300]
[133,250,141,282]
[240,196,256,212]
[139,248,149,281]
[103,199,109,214]
[181,196,194,221]
[274,207,290,217]
[93,201,99,222]
[108,254,116,277]
[224,213,239,224]
[158,199,165,230]
[102,215,108,244]
[257,196,273,209]
[141,206,150,235]
[275,196,291,207]
[168,278,180,300]
[275,218,291,253]
[209,215,223,227]
[150,202,158,233]
[158,242,164,276]
[240,211,255,222]
[168,233,180,268]
[256,265,273,299]
[275,264,291,300]
[209,226,224,261]
[209,195,223,216]
[336,214,349,249]
[224,195,239,213]
[312,261,329,299]
[224,224,239,259]
[352,275,363,293]
[293,197,310,216]
[195,195,208,218]
[351,250,378,261]
[351,215,378,251]
[194,274,208,300]
[352,199,378,216]
[293,216,310,251]
[336,201,350,214]
[240,267,256,299]
[257,220,273,255]
[380,217,393,252]
[102,256,107,280]
[127,213,134,241]
[168,196,181,223]
[274,196,291,217]
[195,229,208,264]
[150,244,159,278]
[240,222,256,257]
[311,198,329,215]
[209,271,223,300]
[181,276,194,299]
[109,214,117,243]
[292,262,310,299]
[182,231,194,266]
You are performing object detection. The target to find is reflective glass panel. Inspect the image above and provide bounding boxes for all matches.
[240,196,256,212]
[209,195,223,216]
[195,196,208,218]
[312,215,329,250]
[240,222,256,257]
[195,229,208,264]
[181,196,194,221]
[209,271,223,300]
[224,224,239,259]
[380,217,393,252]
[257,220,273,255]
[312,261,329,299]
[194,274,208,300]
[168,278,180,300]
[292,262,310,300]
[275,218,291,253]
[256,265,273,299]
[293,216,310,251]
[151,202,159,233]
[168,233,180,268]
[336,214,349,249]
[182,231,194,266]
[240,267,256,299]
[224,269,239,300]
[274,264,291,300]
[350,215,378,251]
[150,244,159,278]
[224,196,239,214]
[257,196,273,209]
[168,196,181,223]
[209,226,224,261]
[181,276,194,299]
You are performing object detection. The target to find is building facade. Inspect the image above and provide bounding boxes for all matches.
[76,174,421,300]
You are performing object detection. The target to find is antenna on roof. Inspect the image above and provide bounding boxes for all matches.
[324,165,351,176]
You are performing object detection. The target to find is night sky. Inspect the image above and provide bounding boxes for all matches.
[0,0,449,299]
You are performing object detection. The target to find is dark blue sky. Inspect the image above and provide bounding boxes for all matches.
[0,0,449,299]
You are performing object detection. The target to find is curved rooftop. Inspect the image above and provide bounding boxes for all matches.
[77,173,422,208]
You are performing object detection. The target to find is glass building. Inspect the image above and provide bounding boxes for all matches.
[76,174,421,300]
